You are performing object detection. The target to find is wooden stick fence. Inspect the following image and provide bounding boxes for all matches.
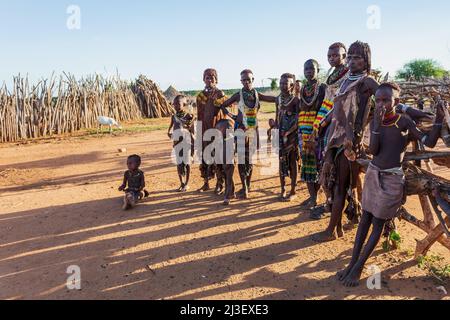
[0,74,173,143]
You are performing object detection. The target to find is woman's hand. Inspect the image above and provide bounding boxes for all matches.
[373,104,386,130]
[435,100,447,124]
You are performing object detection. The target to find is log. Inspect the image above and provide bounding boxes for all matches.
[404,151,450,163]
[399,208,450,258]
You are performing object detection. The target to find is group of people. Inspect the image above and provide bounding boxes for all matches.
[119,40,447,287]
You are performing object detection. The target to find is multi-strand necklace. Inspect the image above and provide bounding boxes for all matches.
[327,65,349,85]
[243,88,258,108]
[301,81,320,107]
[279,93,295,108]
[348,73,366,81]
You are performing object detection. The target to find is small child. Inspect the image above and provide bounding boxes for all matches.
[215,118,236,205]
[119,154,149,210]
[168,95,195,192]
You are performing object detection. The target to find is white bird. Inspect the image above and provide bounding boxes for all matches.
[97,116,122,134]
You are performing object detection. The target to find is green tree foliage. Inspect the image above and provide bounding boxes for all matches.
[269,78,279,91]
[397,59,448,81]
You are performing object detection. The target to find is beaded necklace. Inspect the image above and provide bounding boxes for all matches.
[348,73,366,81]
[301,81,320,107]
[242,88,258,109]
[382,110,400,127]
[279,93,295,108]
[239,89,259,132]
[327,65,349,85]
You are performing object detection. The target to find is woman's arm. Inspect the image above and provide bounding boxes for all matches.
[167,116,174,138]
[119,172,128,191]
[406,101,446,148]
[220,92,240,119]
[140,173,146,192]
[258,92,277,103]
[369,103,385,156]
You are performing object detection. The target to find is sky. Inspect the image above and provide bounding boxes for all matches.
[0,0,449,91]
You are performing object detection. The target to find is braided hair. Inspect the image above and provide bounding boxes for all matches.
[348,41,372,72]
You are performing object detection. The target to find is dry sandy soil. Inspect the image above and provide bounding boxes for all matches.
[0,118,449,300]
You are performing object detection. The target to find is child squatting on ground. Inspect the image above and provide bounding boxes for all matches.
[119,154,149,210]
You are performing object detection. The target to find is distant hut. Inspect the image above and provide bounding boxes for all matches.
[164,85,182,103]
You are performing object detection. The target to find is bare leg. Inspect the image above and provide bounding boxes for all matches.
[223,164,235,205]
[237,165,248,198]
[288,151,298,201]
[343,216,386,287]
[177,175,184,192]
[337,218,344,238]
[182,165,191,192]
[307,183,318,205]
[338,211,373,281]
[280,175,287,200]
[177,165,185,191]
[199,163,211,192]
[215,165,225,195]
[246,170,253,192]
[312,152,349,242]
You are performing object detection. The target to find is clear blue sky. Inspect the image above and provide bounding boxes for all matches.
[0,0,449,90]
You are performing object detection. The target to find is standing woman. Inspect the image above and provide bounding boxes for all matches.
[298,59,327,209]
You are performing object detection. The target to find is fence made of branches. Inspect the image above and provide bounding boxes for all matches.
[0,74,173,143]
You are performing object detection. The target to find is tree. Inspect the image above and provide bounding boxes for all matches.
[268,78,279,91]
[397,59,448,81]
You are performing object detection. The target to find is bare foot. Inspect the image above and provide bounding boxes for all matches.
[300,197,316,208]
[309,207,331,220]
[122,196,130,211]
[285,191,297,202]
[123,194,135,210]
[337,227,345,238]
[214,185,224,196]
[198,183,210,193]
[237,188,249,199]
[299,197,312,207]
[343,222,357,232]
[337,264,354,282]
[311,231,337,243]
[343,266,363,287]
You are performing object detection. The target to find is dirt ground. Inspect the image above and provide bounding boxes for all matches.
[0,118,449,300]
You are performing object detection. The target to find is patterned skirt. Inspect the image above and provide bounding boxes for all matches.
[301,148,318,183]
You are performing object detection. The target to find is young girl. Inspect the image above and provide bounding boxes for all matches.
[168,95,195,192]
[119,154,149,210]
[299,60,327,209]
[220,69,276,199]
[338,83,445,287]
